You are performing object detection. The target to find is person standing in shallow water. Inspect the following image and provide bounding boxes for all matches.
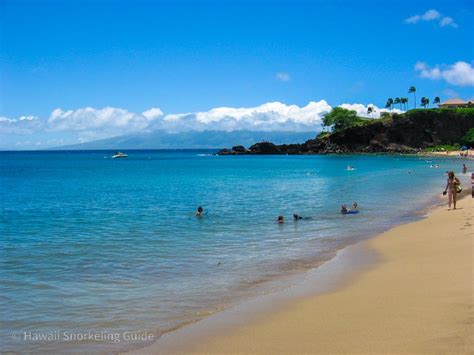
[444,171,460,210]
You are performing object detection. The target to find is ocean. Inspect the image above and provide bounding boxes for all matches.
[0,150,465,353]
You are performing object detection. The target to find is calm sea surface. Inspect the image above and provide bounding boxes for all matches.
[0,150,464,352]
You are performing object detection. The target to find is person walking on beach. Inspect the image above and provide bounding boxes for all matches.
[443,171,461,210]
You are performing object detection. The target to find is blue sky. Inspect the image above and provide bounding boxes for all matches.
[1,0,473,149]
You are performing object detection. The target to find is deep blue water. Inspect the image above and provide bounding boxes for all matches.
[0,150,464,352]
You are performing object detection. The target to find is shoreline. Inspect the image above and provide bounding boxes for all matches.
[128,236,381,354]
[130,189,473,354]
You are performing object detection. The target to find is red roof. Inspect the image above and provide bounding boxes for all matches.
[439,98,467,105]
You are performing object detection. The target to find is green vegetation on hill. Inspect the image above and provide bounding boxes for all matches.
[322,107,367,132]
[461,128,474,147]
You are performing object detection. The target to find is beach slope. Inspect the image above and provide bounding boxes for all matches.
[189,197,473,354]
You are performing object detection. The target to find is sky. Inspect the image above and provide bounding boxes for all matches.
[1,0,473,149]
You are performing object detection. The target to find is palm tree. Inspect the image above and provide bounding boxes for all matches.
[433,97,441,106]
[385,98,394,111]
[421,97,430,108]
[408,86,417,109]
[401,97,408,111]
[394,97,401,110]
[367,106,374,118]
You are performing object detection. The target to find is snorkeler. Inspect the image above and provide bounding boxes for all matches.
[195,206,204,217]
[293,213,311,221]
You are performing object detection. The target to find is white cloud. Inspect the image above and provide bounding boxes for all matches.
[47,106,164,140]
[276,72,291,82]
[439,16,458,28]
[158,101,332,132]
[415,61,474,86]
[404,9,457,28]
[339,103,404,118]
[404,15,421,24]
[421,9,440,21]
[0,115,42,134]
[142,107,164,119]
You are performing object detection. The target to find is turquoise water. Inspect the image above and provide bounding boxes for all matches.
[0,151,462,352]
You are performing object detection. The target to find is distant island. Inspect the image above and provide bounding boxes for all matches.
[51,130,316,150]
[218,108,474,155]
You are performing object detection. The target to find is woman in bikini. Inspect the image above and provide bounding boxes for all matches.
[444,171,461,210]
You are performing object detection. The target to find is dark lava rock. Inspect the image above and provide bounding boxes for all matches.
[232,145,246,153]
[248,142,282,154]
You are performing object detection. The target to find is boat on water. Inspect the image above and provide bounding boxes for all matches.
[112,152,128,159]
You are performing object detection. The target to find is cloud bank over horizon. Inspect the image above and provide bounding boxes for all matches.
[1,101,402,149]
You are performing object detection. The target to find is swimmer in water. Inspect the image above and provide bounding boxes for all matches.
[340,204,348,214]
[277,215,284,224]
[352,201,358,210]
[293,213,312,221]
[195,206,204,217]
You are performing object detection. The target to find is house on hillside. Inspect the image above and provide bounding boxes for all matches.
[438,98,474,109]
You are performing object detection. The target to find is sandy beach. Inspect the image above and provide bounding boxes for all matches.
[191,196,473,354]
[136,192,473,354]
[422,149,474,157]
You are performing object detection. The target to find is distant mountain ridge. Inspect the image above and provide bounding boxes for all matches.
[52,130,317,150]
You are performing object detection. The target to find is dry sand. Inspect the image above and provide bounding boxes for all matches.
[182,196,473,354]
